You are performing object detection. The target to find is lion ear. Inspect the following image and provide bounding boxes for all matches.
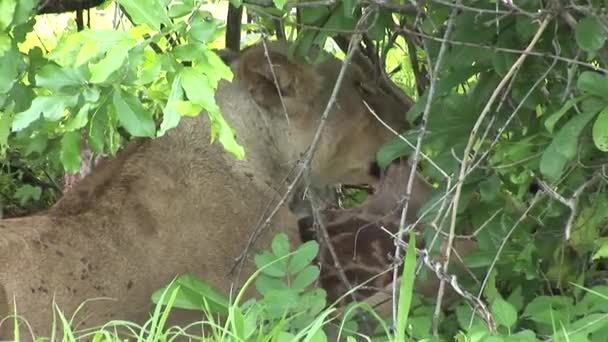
[238,44,323,110]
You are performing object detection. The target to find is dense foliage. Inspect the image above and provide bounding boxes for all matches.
[2,0,608,340]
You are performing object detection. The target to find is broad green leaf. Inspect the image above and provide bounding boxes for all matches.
[116,0,171,30]
[376,131,417,169]
[505,330,537,342]
[0,0,16,30]
[592,107,608,151]
[151,273,229,316]
[88,104,110,153]
[60,131,82,172]
[135,50,163,85]
[271,233,290,259]
[65,104,91,131]
[14,184,41,206]
[168,3,192,18]
[74,39,99,67]
[90,42,133,84]
[544,95,587,133]
[480,175,501,203]
[491,297,518,328]
[288,240,319,274]
[575,16,607,52]
[523,295,573,325]
[201,48,233,86]
[273,0,287,10]
[0,111,10,151]
[181,68,217,110]
[12,0,36,26]
[255,274,288,295]
[12,95,78,131]
[592,242,608,260]
[540,110,597,180]
[83,87,101,103]
[254,251,286,277]
[35,65,86,92]
[112,89,155,137]
[24,134,48,156]
[577,72,608,99]
[174,101,202,116]
[188,11,221,43]
[158,74,184,137]
[0,33,10,57]
[0,47,20,94]
[292,266,320,290]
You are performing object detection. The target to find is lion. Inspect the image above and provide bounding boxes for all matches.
[0,41,409,339]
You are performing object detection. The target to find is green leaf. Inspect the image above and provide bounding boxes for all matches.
[135,51,163,85]
[544,95,587,133]
[592,242,608,260]
[61,131,82,172]
[577,72,608,99]
[151,273,229,316]
[273,0,287,10]
[75,39,99,67]
[255,274,288,295]
[254,251,286,277]
[288,240,319,274]
[168,3,193,18]
[0,111,11,150]
[0,47,21,94]
[90,42,132,84]
[523,296,573,325]
[0,33,10,57]
[14,184,41,206]
[35,65,86,92]
[592,107,608,151]
[188,11,221,43]
[12,0,36,27]
[575,16,607,52]
[0,0,16,30]
[491,297,518,328]
[174,101,202,116]
[396,232,417,341]
[65,103,91,131]
[271,233,290,260]
[376,131,417,169]
[480,175,501,203]
[112,89,155,137]
[158,74,184,137]
[181,67,217,110]
[292,266,320,291]
[206,108,244,159]
[540,110,598,180]
[12,95,78,131]
[115,0,171,30]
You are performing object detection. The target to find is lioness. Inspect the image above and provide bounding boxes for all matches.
[0,41,409,339]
